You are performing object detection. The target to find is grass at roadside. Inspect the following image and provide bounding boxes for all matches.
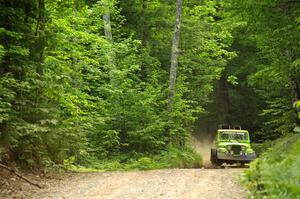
[65,146,202,172]
[243,134,300,199]
[251,141,273,157]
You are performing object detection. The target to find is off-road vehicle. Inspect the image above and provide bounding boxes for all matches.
[210,128,256,166]
[293,100,300,133]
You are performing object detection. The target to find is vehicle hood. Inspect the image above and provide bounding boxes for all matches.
[218,142,250,147]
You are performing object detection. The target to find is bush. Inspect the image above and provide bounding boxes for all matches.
[67,146,202,171]
[243,134,300,199]
[157,146,202,169]
[251,141,273,157]
[123,146,202,170]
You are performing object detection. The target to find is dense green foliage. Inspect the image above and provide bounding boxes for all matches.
[0,0,236,169]
[200,0,300,141]
[0,1,299,186]
[65,146,202,171]
[222,1,300,197]
[244,134,300,198]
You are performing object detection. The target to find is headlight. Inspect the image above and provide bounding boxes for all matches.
[218,147,227,153]
[226,145,232,150]
[246,148,254,154]
[241,146,246,151]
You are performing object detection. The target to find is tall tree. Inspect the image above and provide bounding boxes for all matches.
[103,0,113,41]
[168,0,182,109]
[102,0,116,86]
[34,0,45,75]
[223,0,300,138]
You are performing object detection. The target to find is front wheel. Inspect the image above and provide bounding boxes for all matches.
[210,149,221,166]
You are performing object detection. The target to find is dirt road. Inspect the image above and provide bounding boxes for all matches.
[24,168,246,199]
[2,137,246,199]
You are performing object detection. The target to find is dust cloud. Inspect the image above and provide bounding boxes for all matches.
[191,136,213,167]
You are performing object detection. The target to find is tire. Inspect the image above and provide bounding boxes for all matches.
[240,162,247,167]
[211,149,221,166]
[210,149,214,164]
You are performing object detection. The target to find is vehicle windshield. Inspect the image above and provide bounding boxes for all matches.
[219,131,248,141]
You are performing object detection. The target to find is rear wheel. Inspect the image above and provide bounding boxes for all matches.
[240,162,249,168]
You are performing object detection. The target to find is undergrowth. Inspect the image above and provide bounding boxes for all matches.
[65,146,202,171]
[243,133,300,199]
[251,141,273,157]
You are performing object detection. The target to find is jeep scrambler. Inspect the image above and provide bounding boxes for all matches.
[210,129,256,166]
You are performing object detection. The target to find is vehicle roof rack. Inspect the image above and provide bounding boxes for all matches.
[218,124,230,129]
[218,124,242,130]
[232,125,242,130]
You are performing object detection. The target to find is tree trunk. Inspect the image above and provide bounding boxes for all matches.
[141,0,148,47]
[0,163,42,188]
[33,0,45,111]
[102,0,116,85]
[103,0,113,41]
[139,0,148,80]
[35,0,45,75]
[168,0,183,110]
[218,74,230,123]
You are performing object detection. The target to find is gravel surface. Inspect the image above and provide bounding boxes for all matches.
[20,168,247,199]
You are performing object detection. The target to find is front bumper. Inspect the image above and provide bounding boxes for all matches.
[217,152,256,162]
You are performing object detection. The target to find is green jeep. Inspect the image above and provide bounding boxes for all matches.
[210,128,256,166]
[293,100,300,133]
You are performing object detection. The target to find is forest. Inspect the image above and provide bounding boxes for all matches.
[0,0,299,198]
